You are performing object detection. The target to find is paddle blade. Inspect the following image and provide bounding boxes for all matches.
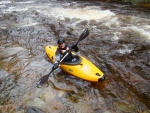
[79,28,89,42]
[37,73,50,85]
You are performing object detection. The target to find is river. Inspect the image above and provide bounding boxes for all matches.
[0,0,150,113]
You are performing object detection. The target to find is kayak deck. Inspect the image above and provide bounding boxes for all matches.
[61,55,82,65]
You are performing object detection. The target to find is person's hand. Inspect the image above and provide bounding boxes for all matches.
[71,44,79,52]
[53,63,59,70]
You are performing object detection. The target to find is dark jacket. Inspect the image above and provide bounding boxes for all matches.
[55,44,73,63]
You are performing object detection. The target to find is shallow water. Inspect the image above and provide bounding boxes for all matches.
[0,0,150,113]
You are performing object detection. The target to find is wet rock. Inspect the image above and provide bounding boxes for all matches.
[103,111,111,113]
[26,107,45,113]
[23,87,65,113]
[114,101,135,112]
[27,97,45,109]
[0,104,16,113]
[52,81,74,92]
[58,91,65,98]
[0,70,9,79]
[0,47,25,59]
[64,100,94,113]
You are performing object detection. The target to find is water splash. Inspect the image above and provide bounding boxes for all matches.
[0,1,11,5]
[122,26,150,41]
[36,6,115,21]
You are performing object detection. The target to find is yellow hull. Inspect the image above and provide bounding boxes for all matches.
[45,45,105,82]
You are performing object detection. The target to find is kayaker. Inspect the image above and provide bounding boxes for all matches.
[53,38,79,69]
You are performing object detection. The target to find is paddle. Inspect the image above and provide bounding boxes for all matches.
[37,52,69,86]
[37,28,89,86]
[74,28,89,46]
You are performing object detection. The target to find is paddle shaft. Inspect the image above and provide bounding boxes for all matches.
[44,53,69,78]
[37,52,69,85]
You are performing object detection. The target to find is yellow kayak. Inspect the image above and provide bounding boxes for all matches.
[45,45,105,82]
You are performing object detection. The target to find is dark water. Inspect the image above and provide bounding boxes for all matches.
[0,0,150,113]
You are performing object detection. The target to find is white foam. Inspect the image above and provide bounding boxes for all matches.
[104,17,120,28]
[3,6,29,13]
[3,5,49,13]
[116,45,133,54]
[111,32,121,41]
[16,1,34,4]
[2,2,115,22]
[0,5,5,8]
[16,18,39,27]
[117,48,132,54]
[122,26,150,40]
[37,7,115,21]
[18,22,38,27]
[0,1,11,5]
[141,25,150,31]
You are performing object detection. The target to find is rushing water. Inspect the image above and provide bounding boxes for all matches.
[0,0,150,113]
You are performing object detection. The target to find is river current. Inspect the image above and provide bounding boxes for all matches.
[0,0,150,113]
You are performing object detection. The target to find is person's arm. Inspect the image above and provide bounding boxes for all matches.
[55,49,61,63]
[71,43,79,52]
[53,49,61,69]
[55,46,70,63]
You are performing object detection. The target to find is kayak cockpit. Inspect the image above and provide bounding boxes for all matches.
[60,55,82,65]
